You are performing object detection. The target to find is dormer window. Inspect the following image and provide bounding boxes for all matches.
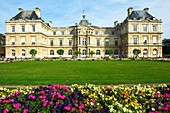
[12,26,15,32]
[153,25,157,32]
[95,31,98,35]
[22,26,25,32]
[32,25,35,32]
[62,31,64,35]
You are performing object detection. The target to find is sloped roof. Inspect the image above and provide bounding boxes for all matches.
[124,10,156,22]
[10,11,42,20]
[79,14,90,26]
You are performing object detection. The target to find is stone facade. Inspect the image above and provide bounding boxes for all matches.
[5,7,162,58]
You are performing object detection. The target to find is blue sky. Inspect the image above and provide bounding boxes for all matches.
[0,0,169,39]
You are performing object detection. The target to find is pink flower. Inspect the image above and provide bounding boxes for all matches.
[23,109,28,113]
[29,95,36,99]
[43,102,47,107]
[45,90,49,92]
[49,102,53,105]
[3,108,9,113]
[56,102,59,105]
[60,95,66,99]
[16,91,21,95]
[154,93,158,97]
[10,99,14,102]
[42,99,45,102]
[0,99,2,102]
[68,90,72,93]
[11,93,15,97]
[38,91,45,95]
[91,99,95,103]
[40,96,46,99]
[13,103,21,108]
[48,86,52,89]
[166,93,170,98]
[74,103,78,106]
[155,111,160,113]
[6,96,9,98]
[64,106,71,110]
[71,107,75,112]
[149,112,154,113]
[162,94,165,97]
[52,87,57,92]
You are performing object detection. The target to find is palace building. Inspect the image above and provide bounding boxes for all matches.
[5,7,162,58]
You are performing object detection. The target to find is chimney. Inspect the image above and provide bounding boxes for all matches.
[127,7,133,16]
[49,21,52,27]
[144,8,149,12]
[75,23,77,26]
[114,21,118,27]
[35,7,40,18]
[18,8,23,13]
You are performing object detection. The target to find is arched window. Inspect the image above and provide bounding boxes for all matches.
[68,50,72,55]
[22,49,25,56]
[96,50,100,55]
[12,49,15,56]
[50,50,54,55]
[143,49,147,55]
[114,50,118,55]
[153,49,157,55]
[82,49,87,55]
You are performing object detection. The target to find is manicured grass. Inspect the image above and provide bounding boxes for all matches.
[0,60,169,85]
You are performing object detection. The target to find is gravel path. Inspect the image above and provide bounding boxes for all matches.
[0,83,170,88]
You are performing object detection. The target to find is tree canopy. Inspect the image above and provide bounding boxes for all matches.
[105,49,114,55]
[29,49,37,56]
[133,49,141,56]
[57,49,64,55]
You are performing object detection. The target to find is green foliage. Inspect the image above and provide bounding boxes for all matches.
[73,50,81,56]
[29,49,37,56]
[163,39,170,55]
[105,49,114,55]
[133,49,141,56]
[88,51,95,57]
[57,49,64,55]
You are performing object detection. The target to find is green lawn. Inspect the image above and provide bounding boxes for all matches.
[0,60,170,85]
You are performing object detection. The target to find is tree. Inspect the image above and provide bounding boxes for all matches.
[133,49,141,57]
[73,50,81,57]
[57,49,64,55]
[29,49,37,56]
[105,49,114,56]
[163,39,170,55]
[88,51,95,57]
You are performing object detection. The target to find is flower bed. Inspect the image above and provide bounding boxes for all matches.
[0,84,170,113]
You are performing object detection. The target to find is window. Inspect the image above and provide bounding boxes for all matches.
[32,37,35,44]
[114,50,118,55]
[62,31,64,35]
[82,38,86,45]
[97,39,100,46]
[68,50,72,55]
[112,31,114,35]
[22,26,25,32]
[143,25,147,32]
[153,37,157,43]
[104,32,106,35]
[69,40,72,46]
[95,31,98,35]
[134,37,137,44]
[12,50,15,56]
[50,50,54,55]
[96,50,100,55]
[53,32,56,35]
[153,25,157,32]
[21,38,25,44]
[50,40,53,46]
[144,37,147,44]
[153,49,157,55]
[60,40,62,46]
[133,25,137,31]
[12,26,15,32]
[12,38,15,44]
[82,50,87,55]
[32,25,35,32]
[106,39,109,46]
[115,40,118,46]
[143,49,147,55]
[22,49,25,56]
[89,37,90,44]
[70,32,73,35]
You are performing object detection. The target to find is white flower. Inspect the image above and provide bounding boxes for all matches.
[151,108,155,111]
[123,107,127,112]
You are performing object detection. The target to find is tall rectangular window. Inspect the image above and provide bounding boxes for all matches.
[134,37,137,44]
[53,32,56,35]
[69,40,72,46]
[22,49,25,56]
[106,39,109,46]
[153,37,157,43]
[32,37,35,44]
[97,39,100,46]
[144,37,147,44]
[12,50,15,56]
[50,40,53,46]
[82,38,86,45]
[133,25,137,31]
[95,31,98,35]
[153,25,157,32]
[143,25,147,32]
[115,40,118,46]
[21,38,25,44]
[62,31,64,35]
[68,50,72,55]
[12,38,15,44]
[22,26,25,32]
[32,25,35,32]
[60,40,62,46]
[12,26,15,32]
